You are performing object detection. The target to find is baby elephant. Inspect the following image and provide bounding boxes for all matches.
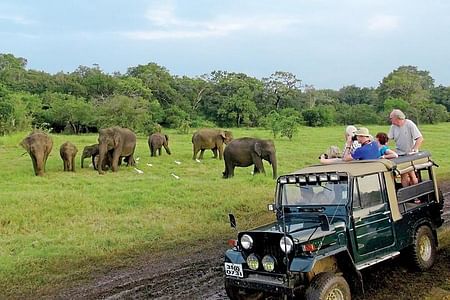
[60,141,78,172]
[148,133,171,157]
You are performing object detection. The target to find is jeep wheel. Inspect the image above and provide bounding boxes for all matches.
[305,272,351,300]
[224,279,264,300]
[409,225,436,271]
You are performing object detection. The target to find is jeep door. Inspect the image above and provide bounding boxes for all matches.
[350,173,395,260]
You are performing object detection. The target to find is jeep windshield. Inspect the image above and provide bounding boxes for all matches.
[279,174,349,206]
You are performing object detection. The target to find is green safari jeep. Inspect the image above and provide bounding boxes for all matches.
[224,151,445,300]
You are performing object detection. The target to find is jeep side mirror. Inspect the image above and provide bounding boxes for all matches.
[319,214,330,231]
[229,213,237,229]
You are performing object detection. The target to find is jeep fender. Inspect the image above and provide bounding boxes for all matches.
[410,218,439,248]
[224,249,246,264]
[290,247,364,296]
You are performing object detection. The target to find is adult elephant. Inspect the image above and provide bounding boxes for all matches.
[223,137,277,179]
[192,129,233,160]
[20,132,53,176]
[60,141,78,172]
[97,127,136,174]
[148,133,171,157]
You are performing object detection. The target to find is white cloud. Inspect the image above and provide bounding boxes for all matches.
[367,15,400,32]
[122,3,301,40]
[0,14,34,25]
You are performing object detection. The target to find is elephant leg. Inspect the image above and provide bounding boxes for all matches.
[151,145,155,157]
[199,149,205,159]
[31,155,38,176]
[192,144,199,160]
[222,160,234,178]
[212,148,218,158]
[218,145,224,160]
[111,151,121,172]
[92,155,98,170]
[158,148,161,156]
[71,157,76,172]
[252,155,266,175]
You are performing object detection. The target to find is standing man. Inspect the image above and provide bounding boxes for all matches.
[388,109,423,155]
[388,109,424,186]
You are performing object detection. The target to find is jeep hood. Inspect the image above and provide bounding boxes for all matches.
[246,217,346,242]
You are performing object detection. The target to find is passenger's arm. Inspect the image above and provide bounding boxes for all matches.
[382,148,398,159]
[412,136,424,152]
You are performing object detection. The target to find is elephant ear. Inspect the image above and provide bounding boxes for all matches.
[254,142,262,156]
[219,131,226,140]
[20,138,30,152]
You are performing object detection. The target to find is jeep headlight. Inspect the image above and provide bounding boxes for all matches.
[262,255,276,272]
[280,236,294,254]
[246,253,259,270]
[240,234,253,250]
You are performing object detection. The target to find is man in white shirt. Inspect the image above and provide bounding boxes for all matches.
[388,109,424,186]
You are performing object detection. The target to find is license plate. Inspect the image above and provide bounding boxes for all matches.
[225,262,243,278]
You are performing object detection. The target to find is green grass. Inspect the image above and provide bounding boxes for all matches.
[0,124,449,297]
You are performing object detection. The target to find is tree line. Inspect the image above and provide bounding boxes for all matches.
[0,53,449,137]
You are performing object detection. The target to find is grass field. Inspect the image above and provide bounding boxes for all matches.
[0,124,448,297]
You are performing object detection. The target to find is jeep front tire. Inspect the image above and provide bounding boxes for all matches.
[305,272,351,300]
[409,225,437,271]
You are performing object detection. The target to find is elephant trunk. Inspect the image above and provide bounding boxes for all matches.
[81,154,87,168]
[270,154,277,179]
[34,151,45,176]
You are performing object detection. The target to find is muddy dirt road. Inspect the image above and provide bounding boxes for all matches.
[55,183,450,300]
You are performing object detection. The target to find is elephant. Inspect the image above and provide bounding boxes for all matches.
[81,144,100,169]
[97,127,136,174]
[222,137,277,179]
[148,133,171,157]
[20,131,53,176]
[60,141,78,172]
[192,129,233,160]
[80,144,115,170]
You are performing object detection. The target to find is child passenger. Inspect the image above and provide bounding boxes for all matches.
[375,132,398,159]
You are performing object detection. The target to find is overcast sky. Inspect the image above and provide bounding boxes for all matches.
[1,0,449,89]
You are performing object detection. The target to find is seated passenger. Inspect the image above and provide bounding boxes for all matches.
[375,132,398,159]
[319,125,361,164]
[343,127,379,161]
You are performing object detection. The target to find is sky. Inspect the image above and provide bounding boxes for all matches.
[1,0,450,89]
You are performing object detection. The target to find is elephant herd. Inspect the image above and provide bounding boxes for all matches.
[20,127,277,179]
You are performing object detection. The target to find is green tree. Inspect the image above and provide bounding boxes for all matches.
[217,85,258,127]
[262,71,302,111]
[302,106,335,127]
[378,66,435,123]
[261,110,282,138]
[40,92,95,134]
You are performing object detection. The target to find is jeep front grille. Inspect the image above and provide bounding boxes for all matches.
[240,232,293,273]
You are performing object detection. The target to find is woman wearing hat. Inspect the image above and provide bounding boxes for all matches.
[342,127,379,161]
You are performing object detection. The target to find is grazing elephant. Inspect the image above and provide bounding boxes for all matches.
[20,132,53,176]
[223,137,277,179]
[60,141,78,172]
[192,129,233,160]
[80,144,114,170]
[81,144,99,169]
[148,133,171,157]
[97,127,136,174]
